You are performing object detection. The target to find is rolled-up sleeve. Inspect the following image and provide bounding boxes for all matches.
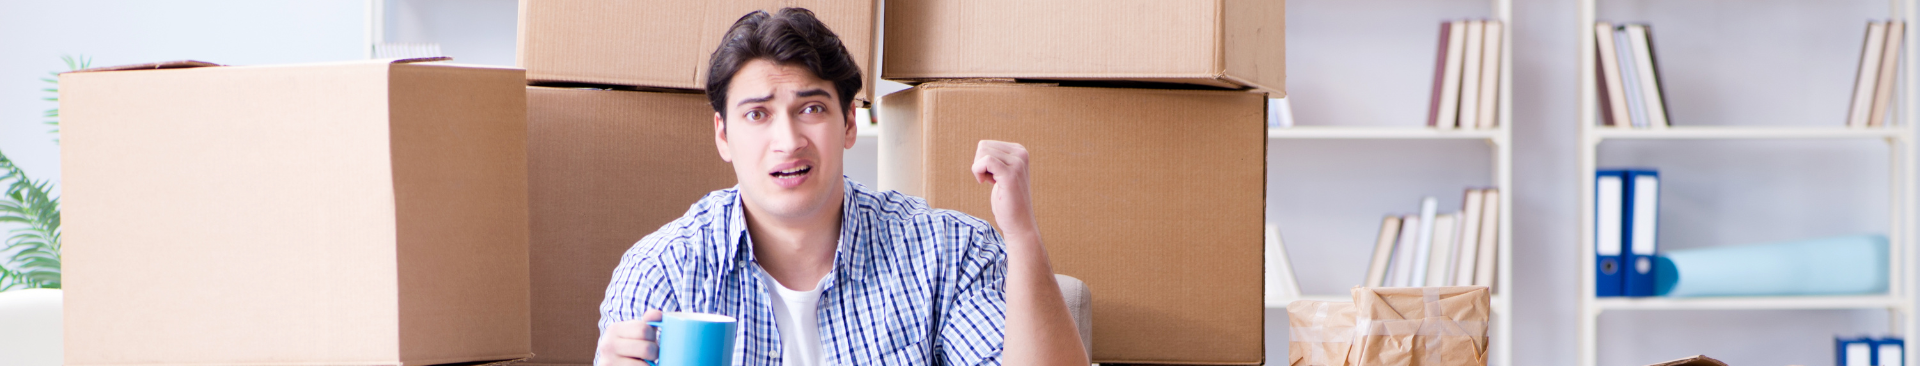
[936,227,1008,366]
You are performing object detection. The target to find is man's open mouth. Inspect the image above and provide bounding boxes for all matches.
[771,165,812,178]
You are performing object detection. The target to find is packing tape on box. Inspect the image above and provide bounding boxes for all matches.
[1289,301,1354,366]
[1353,288,1488,365]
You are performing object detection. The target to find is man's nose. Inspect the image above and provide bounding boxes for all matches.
[769,112,809,154]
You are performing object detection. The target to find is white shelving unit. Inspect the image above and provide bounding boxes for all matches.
[1267,1,1513,365]
[1574,1,1920,365]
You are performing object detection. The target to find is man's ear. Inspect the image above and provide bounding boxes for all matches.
[842,101,859,149]
[714,112,733,163]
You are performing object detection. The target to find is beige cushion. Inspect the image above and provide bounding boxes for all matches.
[1055,274,1092,357]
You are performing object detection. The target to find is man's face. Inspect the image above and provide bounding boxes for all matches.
[715,59,857,222]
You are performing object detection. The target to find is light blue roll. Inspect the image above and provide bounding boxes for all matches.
[1656,234,1888,297]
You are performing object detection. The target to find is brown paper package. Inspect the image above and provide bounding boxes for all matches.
[1350,286,1492,366]
[1288,300,1357,366]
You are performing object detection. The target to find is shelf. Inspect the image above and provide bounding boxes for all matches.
[1590,295,1906,311]
[1268,126,1503,140]
[1267,294,1513,310]
[1265,294,1352,307]
[1588,126,1908,140]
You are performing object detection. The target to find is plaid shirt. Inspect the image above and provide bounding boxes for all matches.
[599,179,1008,365]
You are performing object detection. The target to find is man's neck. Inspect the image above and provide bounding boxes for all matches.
[743,188,844,292]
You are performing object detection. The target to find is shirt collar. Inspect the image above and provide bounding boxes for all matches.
[723,178,869,285]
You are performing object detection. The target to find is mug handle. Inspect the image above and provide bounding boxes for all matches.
[643,321,665,366]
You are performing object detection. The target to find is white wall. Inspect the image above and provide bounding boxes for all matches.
[383,0,518,66]
[0,1,367,191]
[0,1,367,290]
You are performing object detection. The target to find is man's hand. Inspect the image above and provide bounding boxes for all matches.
[971,140,1038,238]
[595,310,663,366]
[973,140,1089,365]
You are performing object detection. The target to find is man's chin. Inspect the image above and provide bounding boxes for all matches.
[742,181,840,218]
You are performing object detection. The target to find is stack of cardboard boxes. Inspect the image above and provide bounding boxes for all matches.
[60,1,880,364]
[60,0,1278,365]
[878,0,1284,364]
[515,1,875,365]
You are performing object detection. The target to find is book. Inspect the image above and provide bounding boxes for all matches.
[1365,215,1404,287]
[1594,171,1626,297]
[1425,213,1459,286]
[1264,224,1301,302]
[1623,170,1660,296]
[1595,22,1632,127]
[1409,197,1440,286]
[1625,24,1669,128]
[1615,27,1649,128]
[1476,21,1505,129]
[1390,214,1422,286]
[1453,189,1485,286]
[1878,337,1905,366]
[1458,20,1487,130]
[1871,21,1906,127]
[1429,21,1466,129]
[1840,336,1875,366]
[1473,188,1501,288]
[1847,21,1887,128]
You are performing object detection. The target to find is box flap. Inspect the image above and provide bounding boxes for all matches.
[390,56,453,64]
[70,60,221,73]
[517,0,876,103]
[69,57,459,75]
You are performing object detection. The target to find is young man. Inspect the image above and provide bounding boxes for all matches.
[594,8,1087,366]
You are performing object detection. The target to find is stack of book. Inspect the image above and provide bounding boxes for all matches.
[1848,21,1907,128]
[1428,19,1506,130]
[1593,22,1670,129]
[1364,188,1503,288]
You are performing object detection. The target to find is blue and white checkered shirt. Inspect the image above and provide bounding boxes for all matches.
[599,179,1008,365]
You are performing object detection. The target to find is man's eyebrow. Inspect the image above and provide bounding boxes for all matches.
[794,89,831,99]
[735,94,774,107]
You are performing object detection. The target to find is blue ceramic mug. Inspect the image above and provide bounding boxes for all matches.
[646,312,739,366]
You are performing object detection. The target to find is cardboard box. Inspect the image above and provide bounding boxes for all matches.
[1288,300,1357,366]
[523,86,737,365]
[883,0,1287,95]
[517,0,878,104]
[877,81,1268,364]
[1350,287,1491,366]
[61,59,532,366]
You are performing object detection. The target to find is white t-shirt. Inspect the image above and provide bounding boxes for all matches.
[757,265,828,366]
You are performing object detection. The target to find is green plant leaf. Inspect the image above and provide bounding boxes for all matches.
[0,58,69,291]
[23,272,59,288]
[0,152,60,291]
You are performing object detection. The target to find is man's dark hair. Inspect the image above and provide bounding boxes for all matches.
[706,8,863,114]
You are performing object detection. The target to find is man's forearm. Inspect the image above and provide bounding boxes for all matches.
[1001,228,1089,365]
